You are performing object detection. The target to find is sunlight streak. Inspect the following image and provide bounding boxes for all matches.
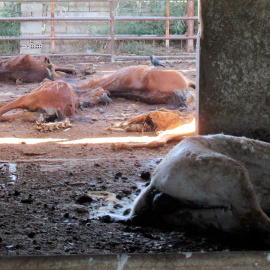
[158,118,195,136]
[0,138,67,145]
[60,136,156,145]
[0,119,195,146]
[60,118,196,145]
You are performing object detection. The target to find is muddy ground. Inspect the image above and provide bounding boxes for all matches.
[0,56,267,256]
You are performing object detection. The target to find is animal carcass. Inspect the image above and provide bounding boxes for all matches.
[109,108,193,133]
[78,86,111,108]
[78,65,195,104]
[108,109,195,150]
[114,135,270,240]
[0,80,78,122]
[0,54,76,83]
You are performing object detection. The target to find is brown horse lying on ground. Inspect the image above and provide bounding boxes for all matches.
[0,54,76,83]
[0,82,112,122]
[78,65,196,104]
[0,81,78,122]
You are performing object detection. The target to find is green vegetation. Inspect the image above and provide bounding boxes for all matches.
[115,1,189,36]
[0,2,21,55]
[90,0,198,55]
[0,1,197,56]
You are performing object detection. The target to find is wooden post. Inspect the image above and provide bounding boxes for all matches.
[186,0,195,53]
[51,1,55,54]
[165,0,170,48]
[110,0,115,62]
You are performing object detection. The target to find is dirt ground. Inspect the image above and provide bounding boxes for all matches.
[0,56,266,256]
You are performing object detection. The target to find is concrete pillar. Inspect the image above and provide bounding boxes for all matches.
[198,0,270,142]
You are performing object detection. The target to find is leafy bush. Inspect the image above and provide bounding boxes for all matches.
[114,0,195,36]
[0,2,21,55]
[92,0,198,55]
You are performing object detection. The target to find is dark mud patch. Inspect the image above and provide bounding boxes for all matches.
[0,159,268,256]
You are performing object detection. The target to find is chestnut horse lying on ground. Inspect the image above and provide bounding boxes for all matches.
[0,54,76,83]
[78,65,196,104]
[0,82,112,122]
[106,135,270,243]
[0,81,78,122]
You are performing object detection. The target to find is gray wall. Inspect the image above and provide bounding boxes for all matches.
[18,1,110,54]
[198,0,270,142]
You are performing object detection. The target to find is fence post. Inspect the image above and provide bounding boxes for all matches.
[165,0,170,48]
[51,1,55,54]
[110,0,115,62]
[186,0,195,52]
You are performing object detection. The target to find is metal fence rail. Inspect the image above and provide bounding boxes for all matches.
[0,0,199,61]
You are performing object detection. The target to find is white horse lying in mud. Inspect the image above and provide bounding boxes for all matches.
[109,134,270,241]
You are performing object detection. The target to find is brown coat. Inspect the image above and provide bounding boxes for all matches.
[78,65,195,104]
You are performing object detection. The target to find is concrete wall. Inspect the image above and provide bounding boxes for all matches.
[19,1,110,54]
[198,0,270,142]
[20,3,43,54]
